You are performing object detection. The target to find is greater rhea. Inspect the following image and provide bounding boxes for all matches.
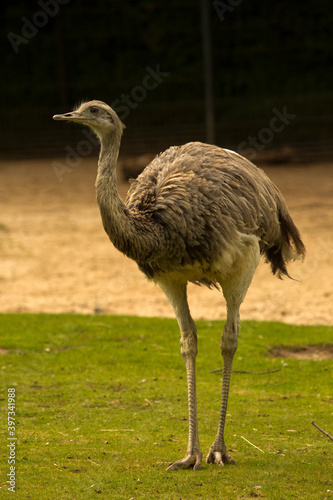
[53,100,305,470]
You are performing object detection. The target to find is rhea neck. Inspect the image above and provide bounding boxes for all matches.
[95,126,122,197]
[94,126,131,243]
[94,125,160,264]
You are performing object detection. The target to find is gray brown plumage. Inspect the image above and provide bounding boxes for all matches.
[53,100,305,471]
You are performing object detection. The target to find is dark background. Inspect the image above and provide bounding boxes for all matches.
[1,0,333,157]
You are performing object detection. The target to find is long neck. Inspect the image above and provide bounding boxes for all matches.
[95,131,159,264]
[95,131,123,217]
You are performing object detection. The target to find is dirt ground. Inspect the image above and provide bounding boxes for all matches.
[0,156,332,326]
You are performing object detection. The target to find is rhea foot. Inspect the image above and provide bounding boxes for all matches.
[206,447,235,466]
[166,450,203,471]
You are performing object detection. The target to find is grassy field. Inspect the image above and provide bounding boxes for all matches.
[1,314,332,499]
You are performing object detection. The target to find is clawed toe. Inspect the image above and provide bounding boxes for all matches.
[166,451,203,471]
[206,448,235,466]
[166,448,235,470]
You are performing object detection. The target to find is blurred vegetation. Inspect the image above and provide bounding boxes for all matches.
[1,0,333,154]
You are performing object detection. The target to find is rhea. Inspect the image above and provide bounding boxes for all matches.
[53,100,305,470]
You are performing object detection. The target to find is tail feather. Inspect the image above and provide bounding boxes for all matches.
[265,209,306,280]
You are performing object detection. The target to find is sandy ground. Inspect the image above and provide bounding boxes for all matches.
[0,156,332,325]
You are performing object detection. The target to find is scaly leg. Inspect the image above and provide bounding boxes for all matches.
[206,307,239,466]
[158,281,203,471]
[207,241,260,466]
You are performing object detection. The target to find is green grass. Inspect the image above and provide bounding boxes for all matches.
[1,314,332,499]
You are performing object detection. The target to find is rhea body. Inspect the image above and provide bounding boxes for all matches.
[53,100,305,470]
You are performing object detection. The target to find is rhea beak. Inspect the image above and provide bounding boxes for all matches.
[53,111,89,122]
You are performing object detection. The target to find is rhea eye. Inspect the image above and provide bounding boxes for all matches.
[90,107,99,115]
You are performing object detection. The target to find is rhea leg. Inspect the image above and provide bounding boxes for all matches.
[158,280,203,470]
[206,304,239,465]
[206,242,260,466]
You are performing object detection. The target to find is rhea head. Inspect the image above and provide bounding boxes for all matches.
[53,100,125,139]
